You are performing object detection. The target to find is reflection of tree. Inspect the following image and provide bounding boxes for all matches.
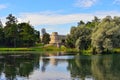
[1,53,120,80]
[67,54,120,80]
[91,54,120,80]
[41,58,50,72]
[0,63,4,76]
[67,55,92,80]
[4,65,16,80]
[0,53,40,80]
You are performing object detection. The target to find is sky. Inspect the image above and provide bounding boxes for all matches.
[0,0,120,35]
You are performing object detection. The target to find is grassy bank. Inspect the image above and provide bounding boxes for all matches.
[0,44,120,54]
[113,48,120,53]
[30,45,78,53]
[0,48,33,51]
[0,44,78,53]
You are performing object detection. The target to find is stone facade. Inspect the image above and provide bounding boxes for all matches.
[49,32,59,44]
[49,32,66,46]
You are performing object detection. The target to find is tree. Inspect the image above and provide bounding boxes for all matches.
[91,16,120,54]
[85,16,100,28]
[65,26,77,48]
[0,20,4,46]
[92,16,100,23]
[66,26,77,48]
[77,20,85,26]
[75,27,92,50]
[4,14,18,47]
[42,33,50,44]
[34,30,40,43]
[66,24,92,49]
[18,23,38,47]
[3,14,39,47]
[70,26,76,34]
[6,14,17,25]
[66,34,75,48]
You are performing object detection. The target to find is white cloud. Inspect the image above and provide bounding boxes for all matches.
[1,11,120,34]
[18,13,91,26]
[18,11,120,26]
[74,0,97,8]
[0,4,7,10]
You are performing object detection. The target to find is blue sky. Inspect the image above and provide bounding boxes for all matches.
[0,0,120,35]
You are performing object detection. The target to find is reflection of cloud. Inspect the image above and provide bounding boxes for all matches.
[74,0,97,8]
[29,68,70,80]
[0,4,7,10]
[18,11,120,26]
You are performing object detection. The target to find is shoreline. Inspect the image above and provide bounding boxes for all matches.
[0,47,119,55]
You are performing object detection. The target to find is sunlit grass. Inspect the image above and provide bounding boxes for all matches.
[0,44,119,55]
[113,48,120,53]
[0,48,33,51]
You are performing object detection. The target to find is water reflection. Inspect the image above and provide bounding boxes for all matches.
[0,53,40,80]
[91,54,120,80]
[0,53,120,80]
[67,55,92,80]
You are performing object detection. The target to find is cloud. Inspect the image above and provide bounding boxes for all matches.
[74,0,97,8]
[19,12,92,26]
[1,11,120,34]
[113,0,120,4]
[0,4,7,10]
[18,11,120,26]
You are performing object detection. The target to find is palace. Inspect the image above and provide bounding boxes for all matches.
[49,32,66,47]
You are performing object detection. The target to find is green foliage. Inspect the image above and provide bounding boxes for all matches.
[75,27,92,50]
[0,14,40,47]
[113,48,120,53]
[18,23,39,47]
[66,34,75,48]
[66,23,92,50]
[0,25,4,45]
[42,33,50,44]
[91,16,120,53]
[77,20,85,26]
[5,14,17,25]
[4,14,18,47]
[66,16,120,54]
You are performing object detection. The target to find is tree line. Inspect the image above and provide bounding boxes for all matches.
[66,16,120,54]
[0,14,40,47]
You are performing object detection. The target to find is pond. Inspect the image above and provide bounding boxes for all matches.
[0,52,120,80]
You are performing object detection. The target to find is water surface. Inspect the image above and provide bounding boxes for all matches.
[0,53,120,80]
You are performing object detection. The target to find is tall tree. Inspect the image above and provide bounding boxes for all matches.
[4,14,18,47]
[42,33,50,44]
[6,14,17,25]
